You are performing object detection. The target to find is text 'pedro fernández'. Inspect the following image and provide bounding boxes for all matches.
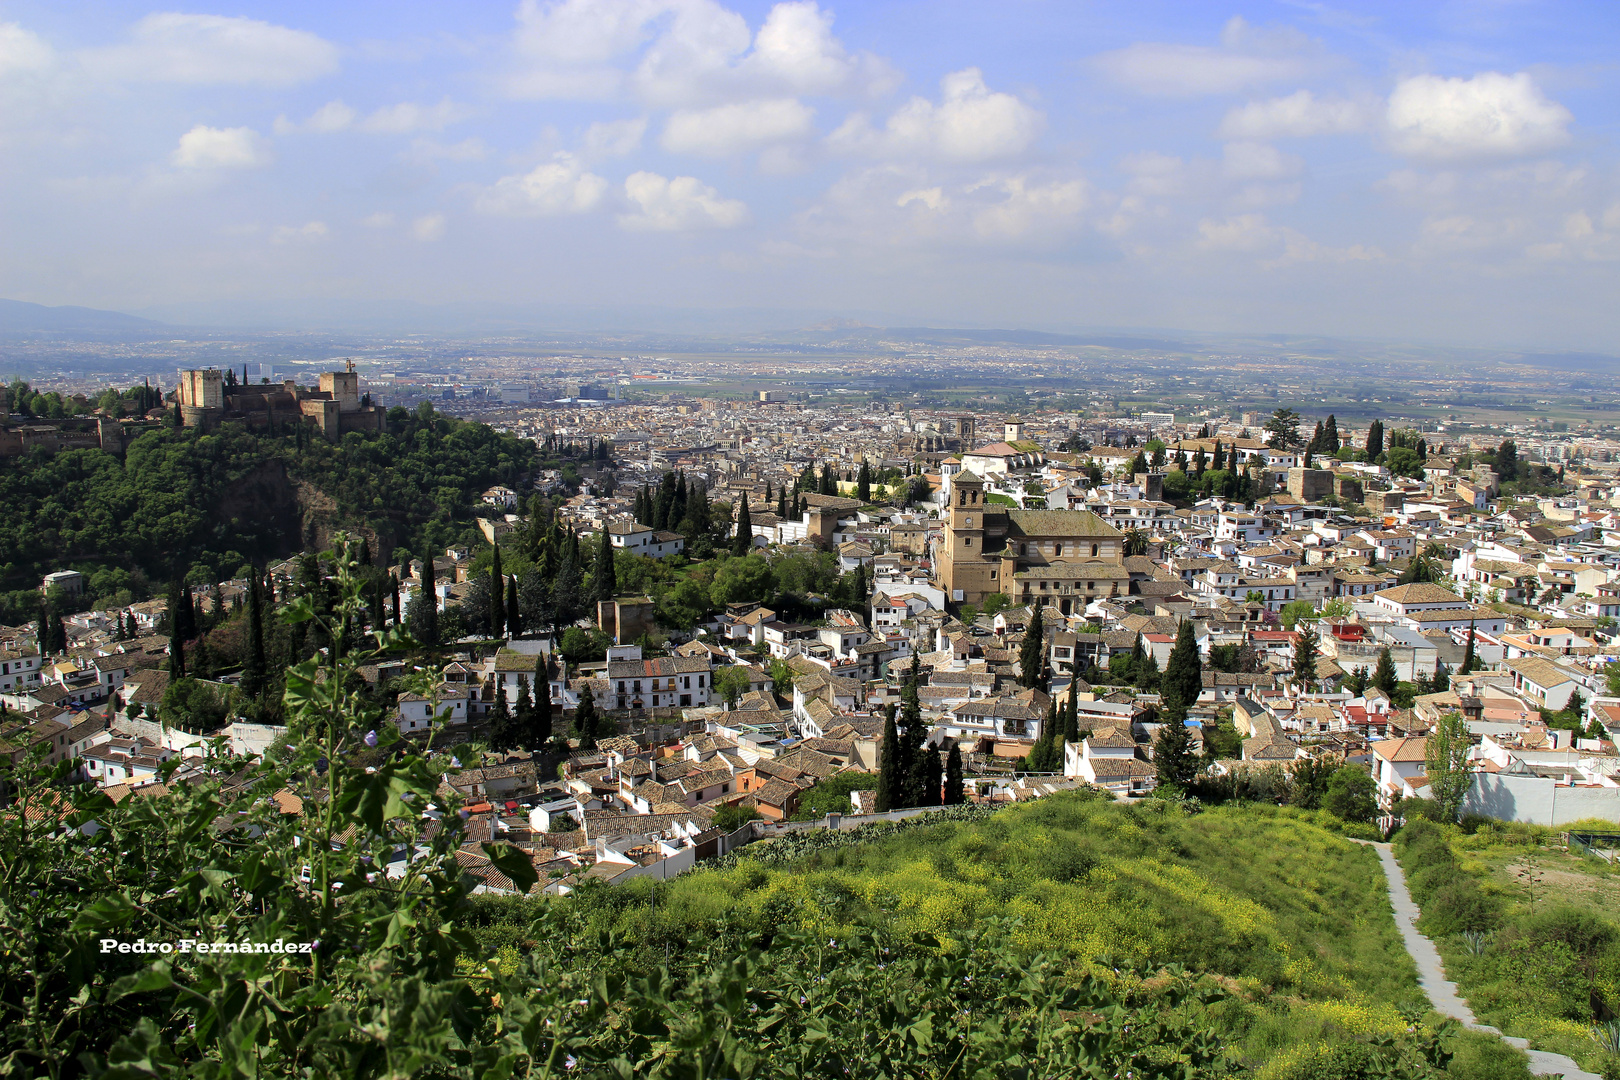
[100,938,316,954]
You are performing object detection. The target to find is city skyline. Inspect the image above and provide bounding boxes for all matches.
[2,1,1618,349]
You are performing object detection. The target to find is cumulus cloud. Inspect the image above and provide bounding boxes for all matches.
[171,125,272,169]
[1091,16,1321,97]
[84,13,338,87]
[1218,90,1369,139]
[0,22,54,75]
[475,153,609,216]
[508,0,895,106]
[969,176,1089,240]
[582,117,647,157]
[661,97,813,155]
[1386,72,1572,163]
[618,171,749,230]
[271,221,328,243]
[827,68,1042,163]
[412,213,447,241]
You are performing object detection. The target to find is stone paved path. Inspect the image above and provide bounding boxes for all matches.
[1352,839,1602,1080]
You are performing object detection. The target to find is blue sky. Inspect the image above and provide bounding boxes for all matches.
[1,1,1618,347]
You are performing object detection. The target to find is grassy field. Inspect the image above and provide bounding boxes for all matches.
[1398,818,1620,1077]
[477,792,1534,1077]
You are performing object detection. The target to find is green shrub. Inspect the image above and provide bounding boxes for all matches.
[1420,881,1500,936]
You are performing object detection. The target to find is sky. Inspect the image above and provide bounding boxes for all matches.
[1,0,1618,348]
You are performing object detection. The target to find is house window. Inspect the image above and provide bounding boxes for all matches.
[1091,543,1099,557]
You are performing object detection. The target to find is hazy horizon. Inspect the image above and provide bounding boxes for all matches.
[2,1,1618,352]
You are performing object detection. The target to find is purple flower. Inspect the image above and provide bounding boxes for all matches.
[364,730,378,747]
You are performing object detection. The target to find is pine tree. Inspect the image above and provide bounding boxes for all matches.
[943,742,965,805]
[1345,666,1369,697]
[1460,619,1477,674]
[1018,607,1045,689]
[1159,620,1203,722]
[1135,646,1160,691]
[1373,647,1399,697]
[731,494,753,556]
[876,704,901,812]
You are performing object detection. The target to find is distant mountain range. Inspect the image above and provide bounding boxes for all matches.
[0,298,166,333]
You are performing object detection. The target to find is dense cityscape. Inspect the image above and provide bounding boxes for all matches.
[7,0,1620,1076]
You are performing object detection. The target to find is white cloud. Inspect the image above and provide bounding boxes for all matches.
[619,171,748,230]
[508,0,894,106]
[1091,16,1320,97]
[360,99,472,134]
[475,153,609,216]
[84,13,338,87]
[582,117,647,158]
[271,221,327,244]
[828,68,1042,163]
[0,22,54,75]
[1218,90,1369,139]
[412,213,447,241]
[274,100,356,135]
[1222,141,1302,180]
[171,125,272,169]
[1386,72,1572,163]
[361,212,396,228]
[273,99,471,136]
[970,176,1089,240]
[661,97,813,155]
[1197,212,1381,265]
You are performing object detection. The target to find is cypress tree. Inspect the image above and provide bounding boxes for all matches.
[1018,607,1045,689]
[391,574,402,627]
[922,744,943,805]
[1324,414,1340,453]
[1159,620,1203,722]
[1293,626,1320,689]
[943,743,965,805]
[506,575,521,638]
[490,545,506,637]
[573,690,600,751]
[777,486,789,518]
[1064,683,1080,744]
[1373,647,1398,697]
[242,574,266,698]
[490,686,515,752]
[1366,420,1385,460]
[732,494,753,557]
[168,636,186,680]
[420,556,439,646]
[1431,659,1450,693]
[529,655,555,750]
[857,460,872,503]
[1460,619,1477,674]
[876,704,900,812]
[592,526,616,605]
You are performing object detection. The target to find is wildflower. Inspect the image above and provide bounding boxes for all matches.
[564,1054,577,1070]
[364,730,378,747]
